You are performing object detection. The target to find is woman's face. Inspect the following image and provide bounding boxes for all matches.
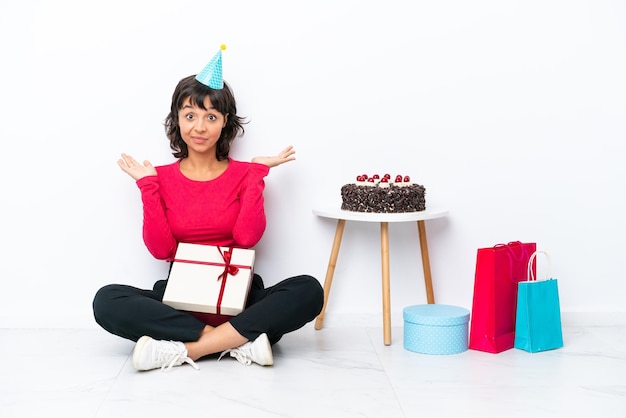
[178,96,228,156]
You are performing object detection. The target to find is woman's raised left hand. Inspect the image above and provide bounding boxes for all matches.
[252,145,296,168]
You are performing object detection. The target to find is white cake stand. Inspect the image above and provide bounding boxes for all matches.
[312,207,449,345]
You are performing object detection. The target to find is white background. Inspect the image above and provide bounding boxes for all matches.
[1,0,624,328]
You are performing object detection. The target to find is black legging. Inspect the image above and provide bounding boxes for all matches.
[93,273,324,346]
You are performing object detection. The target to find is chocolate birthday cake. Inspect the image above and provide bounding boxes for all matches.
[341,173,426,213]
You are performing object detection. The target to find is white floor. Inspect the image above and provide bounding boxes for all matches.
[1,321,625,418]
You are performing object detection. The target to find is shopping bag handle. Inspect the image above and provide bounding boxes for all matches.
[526,250,552,282]
[494,241,531,283]
[494,241,527,261]
[494,241,530,265]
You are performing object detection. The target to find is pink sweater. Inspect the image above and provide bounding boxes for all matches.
[136,158,270,261]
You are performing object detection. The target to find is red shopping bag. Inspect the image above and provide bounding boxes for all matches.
[468,241,536,353]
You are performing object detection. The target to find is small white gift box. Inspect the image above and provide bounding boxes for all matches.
[163,243,255,316]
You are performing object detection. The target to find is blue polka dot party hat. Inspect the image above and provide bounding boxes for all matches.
[195,44,226,89]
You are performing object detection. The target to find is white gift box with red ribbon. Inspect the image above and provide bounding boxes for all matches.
[163,243,255,316]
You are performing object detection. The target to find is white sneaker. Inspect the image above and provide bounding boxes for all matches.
[218,333,274,366]
[132,336,199,372]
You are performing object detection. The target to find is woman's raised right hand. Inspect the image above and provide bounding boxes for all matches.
[117,153,157,181]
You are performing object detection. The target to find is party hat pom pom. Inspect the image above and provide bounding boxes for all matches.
[221,44,227,51]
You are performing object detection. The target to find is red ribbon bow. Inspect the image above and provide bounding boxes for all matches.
[217,246,240,281]
[215,246,239,315]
